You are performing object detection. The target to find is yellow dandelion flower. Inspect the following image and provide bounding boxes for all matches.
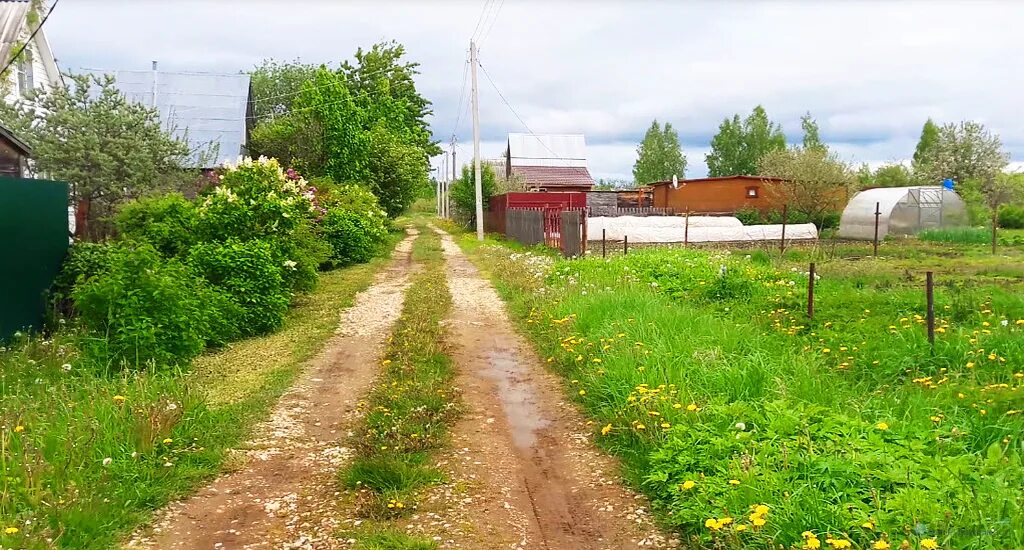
[822,348,831,354]
[672,403,682,409]
[705,518,721,530]
[966,362,975,369]
[728,479,741,486]
[680,480,696,490]
[4,527,19,534]
[752,517,766,527]
[113,395,126,403]
[873,541,891,550]
[578,389,586,396]
[601,424,612,435]
[660,422,671,428]
[736,524,748,532]
[634,423,646,430]
[162,438,173,444]
[754,504,769,515]
[919,538,938,550]
[862,521,875,530]
[686,403,699,411]
[13,425,24,433]
[876,422,889,431]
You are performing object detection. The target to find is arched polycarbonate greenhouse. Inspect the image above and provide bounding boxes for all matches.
[838,186,969,240]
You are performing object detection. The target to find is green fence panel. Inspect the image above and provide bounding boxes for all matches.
[0,176,70,339]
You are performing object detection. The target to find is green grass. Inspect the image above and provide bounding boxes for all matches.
[919,227,992,244]
[460,233,1024,550]
[0,236,401,549]
[339,226,456,545]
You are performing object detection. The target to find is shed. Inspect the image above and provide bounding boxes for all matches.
[837,186,968,240]
[503,133,595,192]
[650,175,786,214]
[0,123,31,177]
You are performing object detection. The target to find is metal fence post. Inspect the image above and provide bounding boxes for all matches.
[926,271,935,350]
[873,201,881,257]
[602,229,606,258]
[807,262,815,320]
[624,235,628,255]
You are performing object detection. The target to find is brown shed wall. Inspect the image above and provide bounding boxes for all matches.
[652,177,781,214]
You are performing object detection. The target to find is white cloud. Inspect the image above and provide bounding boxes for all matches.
[47,0,1024,180]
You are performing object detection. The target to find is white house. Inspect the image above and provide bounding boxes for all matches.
[0,0,61,104]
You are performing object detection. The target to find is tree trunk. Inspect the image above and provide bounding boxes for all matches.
[74,197,90,240]
[992,204,999,255]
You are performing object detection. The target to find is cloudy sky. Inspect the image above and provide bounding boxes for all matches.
[46,0,1024,179]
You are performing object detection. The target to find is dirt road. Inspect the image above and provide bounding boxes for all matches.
[399,230,672,549]
[126,229,419,550]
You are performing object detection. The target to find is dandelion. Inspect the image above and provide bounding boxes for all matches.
[686,403,699,412]
[919,539,938,550]
[62,363,72,371]
[752,517,766,527]
[826,537,852,549]
[601,424,612,436]
[873,541,891,550]
[966,362,975,369]
[876,422,889,430]
[822,348,831,354]
[680,480,696,490]
[113,395,126,403]
[5,527,18,534]
[578,389,586,396]
[162,438,173,444]
[736,524,748,532]
[729,479,741,486]
[13,425,24,433]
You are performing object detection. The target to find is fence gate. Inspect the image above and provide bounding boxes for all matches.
[560,210,585,257]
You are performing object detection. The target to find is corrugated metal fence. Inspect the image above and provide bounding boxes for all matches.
[504,207,586,257]
[1,177,70,339]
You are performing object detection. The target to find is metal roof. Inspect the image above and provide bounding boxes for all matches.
[649,175,787,187]
[507,133,587,168]
[510,165,594,188]
[79,67,252,168]
[0,1,30,67]
[0,122,31,154]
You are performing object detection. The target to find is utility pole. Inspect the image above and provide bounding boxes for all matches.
[470,40,484,241]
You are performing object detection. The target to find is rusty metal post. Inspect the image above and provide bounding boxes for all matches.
[602,229,606,258]
[780,204,788,255]
[684,208,690,247]
[808,262,815,320]
[873,201,881,257]
[624,235,629,256]
[926,271,935,349]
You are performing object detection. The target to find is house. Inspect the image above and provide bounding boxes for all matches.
[81,63,254,168]
[0,122,30,177]
[0,0,61,104]
[503,133,595,192]
[650,175,786,214]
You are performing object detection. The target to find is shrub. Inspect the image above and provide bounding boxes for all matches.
[114,193,198,257]
[270,222,333,291]
[187,239,290,336]
[734,207,762,226]
[998,204,1024,229]
[47,242,116,323]
[321,208,385,266]
[73,244,210,369]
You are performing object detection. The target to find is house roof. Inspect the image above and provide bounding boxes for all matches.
[649,175,787,187]
[79,67,252,168]
[507,133,588,168]
[0,1,31,67]
[511,165,595,188]
[0,122,31,155]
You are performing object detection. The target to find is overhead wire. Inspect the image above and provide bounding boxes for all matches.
[477,59,563,160]
[476,0,505,49]
[0,0,60,77]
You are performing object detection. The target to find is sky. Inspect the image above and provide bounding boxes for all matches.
[45,0,1024,180]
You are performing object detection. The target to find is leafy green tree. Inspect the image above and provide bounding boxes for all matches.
[293,67,370,184]
[0,73,191,239]
[341,41,439,157]
[872,163,913,188]
[364,124,430,217]
[801,112,825,151]
[632,120,687,185]
[759,146,855,227]
[911,118,940,175]
[450,163,496,225]
[706,105,786,177]
[918,121,1008,186]
[249,59,317,122]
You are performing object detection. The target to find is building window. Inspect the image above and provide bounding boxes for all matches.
[746,186,759,198]
[16,51,34,97]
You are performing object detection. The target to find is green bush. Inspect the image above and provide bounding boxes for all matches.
[998,204,1024,229]
[321,207,386,266]
[734,207,762,226]
[114,193,198,257]
[73,244,211,369]
[270,223,333,291]
[187,239,290,336]
[47,242,116,322]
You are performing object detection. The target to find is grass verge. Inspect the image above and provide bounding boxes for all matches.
[457,231,1024,550]
[0,234,402,550]
[339,228,454,549]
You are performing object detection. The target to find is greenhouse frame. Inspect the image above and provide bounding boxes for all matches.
[837,186,968,240]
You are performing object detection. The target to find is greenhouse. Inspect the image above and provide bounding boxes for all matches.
[837,186,968,240]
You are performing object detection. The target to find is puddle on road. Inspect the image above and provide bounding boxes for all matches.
[483,349,550,449]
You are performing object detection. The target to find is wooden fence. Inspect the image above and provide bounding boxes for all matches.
[504,207,586,257]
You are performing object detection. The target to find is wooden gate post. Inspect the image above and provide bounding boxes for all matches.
[873,201,881,257]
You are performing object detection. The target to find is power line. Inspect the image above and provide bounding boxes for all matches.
[0,0,60,77]
[477,0,505,48]
[477,59,562,159]
[470,0,493,42]
[450,55,470,140]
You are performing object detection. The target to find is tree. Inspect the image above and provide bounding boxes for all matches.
[0,73,190,239]
[911,118,940,175]
[249,59,317,122]
[632,120,687,185]
[872,163,913,188]
[917,121,1007,186]
[364,124,430,217]
[293,67,370,185]
[981,173,1024,253]
[758,146,855,227]
[706,105,786,177]
[341,41,440,157]
[801,112,825,151]
[450,163,496,225]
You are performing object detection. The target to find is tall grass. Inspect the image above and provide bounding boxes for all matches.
[0,242,399,549]
[919,226,991,244]
[463,235,1024,550]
